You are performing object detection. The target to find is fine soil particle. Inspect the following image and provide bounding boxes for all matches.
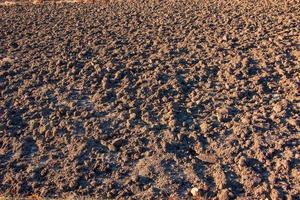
[0,0,299,199]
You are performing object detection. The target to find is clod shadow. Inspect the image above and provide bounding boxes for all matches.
[245,158,270,182]
[224,169,245,197]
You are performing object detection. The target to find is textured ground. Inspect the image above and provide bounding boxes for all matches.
[0,0,300,199]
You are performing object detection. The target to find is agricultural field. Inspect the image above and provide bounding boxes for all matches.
[0,0,299,199]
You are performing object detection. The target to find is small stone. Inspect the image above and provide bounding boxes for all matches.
[197,153,217,164]
[129,112,136,119]
[238,156,247,169]
[102,77,110,89]
[190,187,199,196]
[273,104,282,113]
[144,151,152,157]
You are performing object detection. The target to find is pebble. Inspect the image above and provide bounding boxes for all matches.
[129,112,136,119]
[238,156,247,169]
[197,153,217,164]
[273,104,282,113]
[190,187,199,196]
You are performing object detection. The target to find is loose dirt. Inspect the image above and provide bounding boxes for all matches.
[0,0,299,199]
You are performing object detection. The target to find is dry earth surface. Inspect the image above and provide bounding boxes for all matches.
[0,0,300,199]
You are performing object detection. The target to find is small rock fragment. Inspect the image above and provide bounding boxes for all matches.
[129,112,136,119]
[197,153,217,164]
[238,156,247,169]
[190,187,199,196]
[273,104,282,113]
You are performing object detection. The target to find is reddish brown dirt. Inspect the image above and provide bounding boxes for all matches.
[0,0,299,199]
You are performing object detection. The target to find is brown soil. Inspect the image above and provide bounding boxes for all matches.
[0,0,299,199]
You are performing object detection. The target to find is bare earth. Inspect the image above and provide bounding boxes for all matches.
[0,0,299,199]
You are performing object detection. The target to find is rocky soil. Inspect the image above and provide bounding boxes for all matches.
[0,0,299,199]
